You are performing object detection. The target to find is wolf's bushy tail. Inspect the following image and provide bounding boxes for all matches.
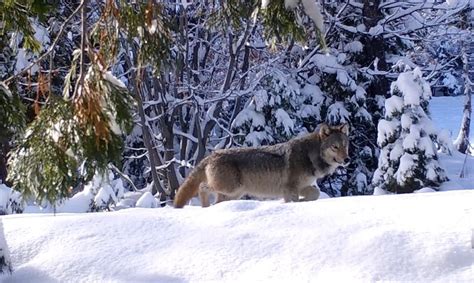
[174,160,208,208]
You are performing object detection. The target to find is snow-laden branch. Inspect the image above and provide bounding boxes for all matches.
[379,0,468,35]
[152,158,194,171]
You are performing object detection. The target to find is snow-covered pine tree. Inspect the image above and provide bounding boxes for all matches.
[412,0,469,98]
[231,68,324,146]
[303,50,375,197]
[373,67,448,193]
[418,37,463,97]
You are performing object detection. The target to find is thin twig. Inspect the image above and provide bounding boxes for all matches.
[108,164,139,192]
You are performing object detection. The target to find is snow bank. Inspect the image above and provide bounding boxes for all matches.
[0,220,12,275]
[3,191,473,282]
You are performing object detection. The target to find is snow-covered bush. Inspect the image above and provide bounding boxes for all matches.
[136,192,159,208]
[373,67,448,193]
[0,183,23,215]
[232,70,318,146]
[59,171,126,212]
[92,175,124,211]
[437,129,454,154]
[90,172,126,211]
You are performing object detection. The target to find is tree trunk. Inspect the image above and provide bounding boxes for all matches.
[455,32,473,153]
[0,138,8,184]
[362,0,389,97]
[121,38,166,199]
[195,29,236,163]
[134,85,166,199]
[154,78,179,199]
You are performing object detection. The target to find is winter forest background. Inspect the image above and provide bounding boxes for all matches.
[0,0,473,213]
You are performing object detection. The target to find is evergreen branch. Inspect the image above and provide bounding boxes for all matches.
[3,1,84,85]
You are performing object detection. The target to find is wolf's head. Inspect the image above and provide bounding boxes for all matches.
[319,123,350,167]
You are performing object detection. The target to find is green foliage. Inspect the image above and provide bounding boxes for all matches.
[261,0,305,42]
[0,0,56,53]
[208,0,325,46]
[0,83,25,138]
[74,67,134,180]
[117,0,171,68]
[8,97,79,205]
[8,69,134,205]
[210,0,259,31]
[2,0,144,206]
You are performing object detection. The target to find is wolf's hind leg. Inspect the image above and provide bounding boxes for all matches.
[198,184,211,207]
[299,186,320,201]
[206,164,242,205]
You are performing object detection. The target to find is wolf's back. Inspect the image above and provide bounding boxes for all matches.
[174,160,208,208]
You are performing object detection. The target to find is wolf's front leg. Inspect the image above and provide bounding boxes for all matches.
[298,186,320,201]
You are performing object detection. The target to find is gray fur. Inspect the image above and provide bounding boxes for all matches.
[174,123,350,207]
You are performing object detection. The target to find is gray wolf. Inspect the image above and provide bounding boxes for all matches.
[174,123,349,208]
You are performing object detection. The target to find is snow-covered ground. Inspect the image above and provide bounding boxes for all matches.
[439,151,474,191]
[3,190,473,282]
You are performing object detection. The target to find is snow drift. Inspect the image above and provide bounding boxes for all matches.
[3,190,473,282]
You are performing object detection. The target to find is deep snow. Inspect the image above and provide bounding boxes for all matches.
[2,190,473,282]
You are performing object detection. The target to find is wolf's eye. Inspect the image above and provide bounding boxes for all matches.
[332,145,339,150]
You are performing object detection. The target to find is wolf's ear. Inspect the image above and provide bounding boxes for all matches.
[338,124,349,135]
[319,123,331,139]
